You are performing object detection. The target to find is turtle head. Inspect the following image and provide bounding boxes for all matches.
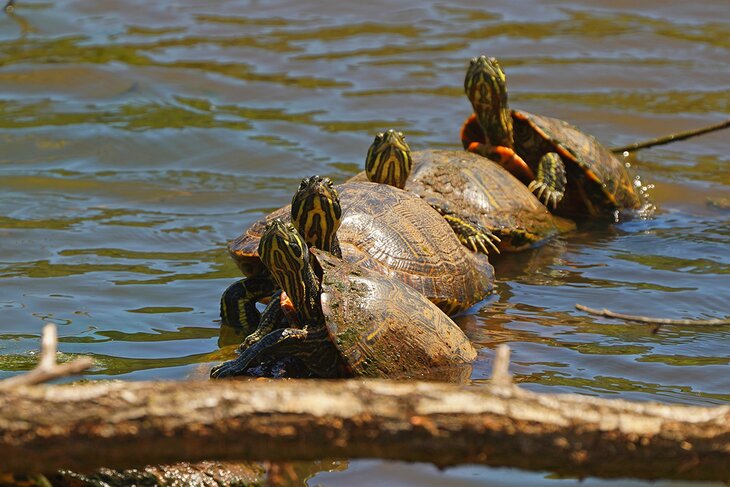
[365,129,413,189]
[464,56,513,148]
[291,175,342,253]
[259,219,321,321]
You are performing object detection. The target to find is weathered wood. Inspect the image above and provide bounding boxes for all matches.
[0,377,727,481]
[611,118,730,153]
[0,324,92,390]
[576,303,730,327]
[47,462,266,487]
[1,331,728,482]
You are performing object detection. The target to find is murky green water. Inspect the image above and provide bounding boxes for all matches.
[1,0,728,484]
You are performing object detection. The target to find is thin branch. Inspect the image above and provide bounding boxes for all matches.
[611,118,730,154]
[490,344,512,387]
[0,323,93,390]
[576,304,730,327]
[4,0,15,13]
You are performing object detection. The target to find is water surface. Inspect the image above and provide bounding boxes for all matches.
[0,0,728,484]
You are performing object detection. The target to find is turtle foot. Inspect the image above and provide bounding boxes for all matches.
[450,216,501,255]
[528,180,563,210]
[434,204,501,255]
[210,355,250,379]
[462,230,501,255]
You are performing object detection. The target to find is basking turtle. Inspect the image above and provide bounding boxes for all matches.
[211,220,477,380]
[222,176,493,331]
[461,55,642,218]
[350,130,574,253]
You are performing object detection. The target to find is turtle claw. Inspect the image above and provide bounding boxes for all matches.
[550,192,563,210]
[528,180,563,210]
[210,356,247,379]
[466,232,501,256]
[431,204,501,255]
[530,152,566,210]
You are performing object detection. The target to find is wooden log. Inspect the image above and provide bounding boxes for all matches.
[46,462,266,486]
[0,377,727,481]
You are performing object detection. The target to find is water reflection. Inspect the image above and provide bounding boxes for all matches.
[0,0,728,484]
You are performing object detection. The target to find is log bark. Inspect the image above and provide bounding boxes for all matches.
[0,378,727,482]
[45,462,266,487]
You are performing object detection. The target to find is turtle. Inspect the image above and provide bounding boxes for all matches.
[210,219,477,380]
[222,176,493,333]
[461,55,643,218]
[349,129,574,253]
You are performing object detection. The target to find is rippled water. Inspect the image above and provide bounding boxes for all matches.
[1,0,728,484]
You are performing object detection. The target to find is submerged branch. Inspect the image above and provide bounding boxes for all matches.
[611,118,730,153]
[576,303,730,328]
[0,324,93,390]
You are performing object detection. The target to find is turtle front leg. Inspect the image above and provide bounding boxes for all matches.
[219,275,277,332]
[527,152,567,210]
[431,203,500,255]
[239,291,290,350]
[210,326,309,379]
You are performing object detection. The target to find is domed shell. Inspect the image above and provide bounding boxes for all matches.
[313,249,476,380]
[350,150,573,251]
[512,110,642,215]
[228,182,493,314]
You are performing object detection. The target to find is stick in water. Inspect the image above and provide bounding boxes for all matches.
[490,344,513,387]
[576,304,730,327]
[0,323,93,389]
[611,118,730,154]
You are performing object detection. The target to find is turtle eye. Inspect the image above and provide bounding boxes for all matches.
[299,178,309,190]
[289,241,302,257]
[397,131,404,139]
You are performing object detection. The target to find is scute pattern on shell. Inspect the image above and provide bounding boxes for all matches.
[314,249,476,380]
[513,111,642,213]
[228,182,493,313]
[350,150,571,251]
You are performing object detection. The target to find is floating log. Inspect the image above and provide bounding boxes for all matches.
[1,329,728,482]
[0,374,727,481]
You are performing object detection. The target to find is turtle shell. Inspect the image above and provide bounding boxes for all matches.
[512,110,642,216]
[312,248,476,380]
[228,182,494,314]
[350,150,574,252]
